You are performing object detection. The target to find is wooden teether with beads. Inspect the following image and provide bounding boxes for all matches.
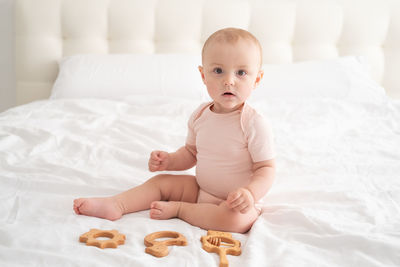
[79,229,126,249]
[201,230,241,267]
[144,231,187,257]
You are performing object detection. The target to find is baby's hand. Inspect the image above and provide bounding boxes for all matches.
[226,188,255,214]
[148,150,169,172]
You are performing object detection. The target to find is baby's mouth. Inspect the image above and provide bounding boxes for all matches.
[223,92,235,96]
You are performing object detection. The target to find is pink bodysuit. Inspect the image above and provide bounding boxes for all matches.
[186,102,275,205]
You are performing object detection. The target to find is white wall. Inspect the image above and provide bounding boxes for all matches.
[0,0,15,113]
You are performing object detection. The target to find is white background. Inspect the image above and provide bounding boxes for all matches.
[0,0,15,113]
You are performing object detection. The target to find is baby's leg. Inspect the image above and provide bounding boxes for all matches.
[73,174,198,220]
[150,201,259,233]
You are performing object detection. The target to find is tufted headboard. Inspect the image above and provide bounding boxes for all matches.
[16,0,400,105]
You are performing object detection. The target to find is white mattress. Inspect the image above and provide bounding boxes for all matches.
[1,96,400,266]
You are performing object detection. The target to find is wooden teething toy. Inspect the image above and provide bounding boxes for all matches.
[201,230,241,267]
[79,229,126,249]
[144,231,187,257]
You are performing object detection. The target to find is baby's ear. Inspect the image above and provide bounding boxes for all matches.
[198,66,206,84]
[254,69,264,88]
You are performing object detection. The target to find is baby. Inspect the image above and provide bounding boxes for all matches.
[73,28,275,233]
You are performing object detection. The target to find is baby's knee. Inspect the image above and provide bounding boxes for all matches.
[147,174,198,202]
[147,174,179,187]
[149,174,196,185]
[230,212,257,233]
[148,173,171,183]
[219,202,258,233]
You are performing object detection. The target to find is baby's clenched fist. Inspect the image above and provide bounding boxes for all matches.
[148,150,170,172]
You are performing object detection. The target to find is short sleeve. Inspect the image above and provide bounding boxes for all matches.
[185,109,197,146]
[185,102,211,146]
[246,113,275,162]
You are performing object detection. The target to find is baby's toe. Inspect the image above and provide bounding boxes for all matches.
[150,208,162,219]
[73,199,83,214]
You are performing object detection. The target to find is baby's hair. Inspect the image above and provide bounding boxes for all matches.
[202,27,263,67]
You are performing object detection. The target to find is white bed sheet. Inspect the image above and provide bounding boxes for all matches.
[0,96,400,267]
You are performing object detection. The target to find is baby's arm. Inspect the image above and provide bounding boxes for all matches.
[148,144,197,172]
[227,159,275,213]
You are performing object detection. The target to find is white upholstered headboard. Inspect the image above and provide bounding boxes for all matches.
[16,0,400,105]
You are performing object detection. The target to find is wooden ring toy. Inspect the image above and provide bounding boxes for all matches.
[79,228,126,249]
[144,231,187,257]
[201,230,241,267]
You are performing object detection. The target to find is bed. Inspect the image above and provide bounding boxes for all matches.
[2,0,400,266]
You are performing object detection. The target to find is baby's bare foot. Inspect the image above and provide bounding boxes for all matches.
[150,201,181,220]
[73,197,123,221]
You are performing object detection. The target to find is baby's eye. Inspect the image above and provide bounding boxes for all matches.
[236,70,247,76]
[213,68,223,74]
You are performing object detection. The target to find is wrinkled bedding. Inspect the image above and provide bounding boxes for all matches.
[0,96,399,267]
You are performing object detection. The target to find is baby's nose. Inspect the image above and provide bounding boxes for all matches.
[224,74,235,86]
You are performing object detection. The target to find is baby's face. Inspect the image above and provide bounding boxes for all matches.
[199,39,263,113]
